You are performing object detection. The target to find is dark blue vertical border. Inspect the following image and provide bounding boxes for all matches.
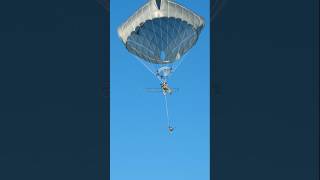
[315,0,319,179]
[98,0,109,179]
[210,1,222,180]
[210,1,216,180]
[97,0,109,179]
[0,0,109,179]
[210,0,319,180]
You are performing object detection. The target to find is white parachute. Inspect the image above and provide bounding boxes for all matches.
[118,0,205,133]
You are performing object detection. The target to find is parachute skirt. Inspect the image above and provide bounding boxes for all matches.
[117,0,205,65]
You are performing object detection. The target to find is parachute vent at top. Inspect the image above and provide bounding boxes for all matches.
[118,0,205,64]
[155,0,162,9]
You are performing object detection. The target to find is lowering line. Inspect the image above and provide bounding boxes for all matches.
[163,94,173,128]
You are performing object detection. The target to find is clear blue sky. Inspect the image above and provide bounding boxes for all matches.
[110,1,210,180]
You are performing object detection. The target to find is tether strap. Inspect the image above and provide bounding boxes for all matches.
[164,94,173,127]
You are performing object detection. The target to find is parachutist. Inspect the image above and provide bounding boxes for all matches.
[161,81,173,95]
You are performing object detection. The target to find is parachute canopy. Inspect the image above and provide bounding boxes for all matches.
[118,0,205,65]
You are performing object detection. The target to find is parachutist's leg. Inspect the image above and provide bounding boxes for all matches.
[163,89,167,96]
[169,88,173,95]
